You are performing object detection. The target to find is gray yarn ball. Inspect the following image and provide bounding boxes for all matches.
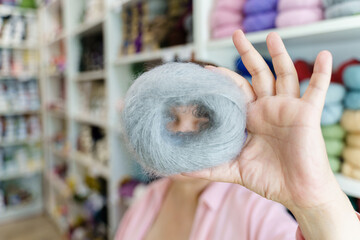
[121,62,247,176]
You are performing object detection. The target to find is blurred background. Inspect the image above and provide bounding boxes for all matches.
[0,0,359,239]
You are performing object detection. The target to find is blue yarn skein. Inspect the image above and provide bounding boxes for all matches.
[321,103,344,125]
[325,1,360,19]
[121,62,247,176]
[345,91,360,110]
[236,57,275,78]
[300,80,346,105]
[344,65,360,90]
[322,0,357,8]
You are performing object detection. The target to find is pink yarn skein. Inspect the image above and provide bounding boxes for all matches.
[276,8,324,28]
[277,0,323,11]
[211,9,243,29]
[214,0,246,11]
[212,24,244,39]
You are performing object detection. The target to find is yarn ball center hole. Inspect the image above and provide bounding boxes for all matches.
[166,105,210,134]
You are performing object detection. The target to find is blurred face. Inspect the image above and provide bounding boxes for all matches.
[167,106,210,184]
[167,106,209,133]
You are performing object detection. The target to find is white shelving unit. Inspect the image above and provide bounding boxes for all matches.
[336,174,360,199]
[38,0,360,239]
[0,3,43,224]
[207,15,360,49]
[40,1,120,239]
[0,201,43,224]
[39,0,68,236]
[0,166,43,181]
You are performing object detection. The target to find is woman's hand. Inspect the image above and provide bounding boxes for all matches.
[184,30,360,240]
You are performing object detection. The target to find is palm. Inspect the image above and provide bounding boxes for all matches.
[239,96,331,207]
[186,30,336,210]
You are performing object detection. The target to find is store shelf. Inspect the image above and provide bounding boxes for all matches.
[0,109,40,116]
[114,43,194,65]
[0,138,41,147]
[0,42,38,50]
[207,15,360,49]
[0,4,37,16]
[0,201,42,224]
[335,173,360,199]
[75,69,105,81]
[110,0,132,11]
[46,32,66,46]
[0,2,43,226]
[47,108,66,118]
[0,74,38,80]
[51,145,69,160]
[71,151,109,178]
[45,0,61,10]
[0,165,43,181]
[47,71,64,78]
[73,17,104,37]
[73,113,107,128]
[47,172,72,199]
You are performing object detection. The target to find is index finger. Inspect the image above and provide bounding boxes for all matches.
[232,30,275,98]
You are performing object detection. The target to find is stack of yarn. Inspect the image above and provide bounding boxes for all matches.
[300,78,346,126]
[210,0,245,39]
[276,0,324,28]
[243,0,278,32]
[321,124,346,172]
[341,63,360,180]
[210,0,360,39]
[120,0,192,55]
[297,60,346,172]
[323,0,360,19]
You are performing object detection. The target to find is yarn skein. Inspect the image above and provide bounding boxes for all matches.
[121,62,247,176]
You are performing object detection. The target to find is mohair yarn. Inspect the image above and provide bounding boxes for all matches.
[324,139,345,157]
[344,65,360,90]
[344,91,360,110]
[347,134,360,148]
[321,103,344,125]
[342,162,360,180]
[343,147,360,169]
[341,110,360,132]
[300,80,346,105]
[328,156,341,173]
[325,1,360,19]
[121,62,247,176]
[321,124,346,139]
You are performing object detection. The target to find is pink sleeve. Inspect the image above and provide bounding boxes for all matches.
[296,212,360,240]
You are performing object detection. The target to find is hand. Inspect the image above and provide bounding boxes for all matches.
[185,30,337,211]
[184,31,360,240]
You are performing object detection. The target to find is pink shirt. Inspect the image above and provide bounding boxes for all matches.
[116,178,300,240]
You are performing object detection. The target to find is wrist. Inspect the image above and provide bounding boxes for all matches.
[290,189,360,240]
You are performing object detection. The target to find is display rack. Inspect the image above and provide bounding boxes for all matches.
[0,3,42,224]
[39,0,360,239]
